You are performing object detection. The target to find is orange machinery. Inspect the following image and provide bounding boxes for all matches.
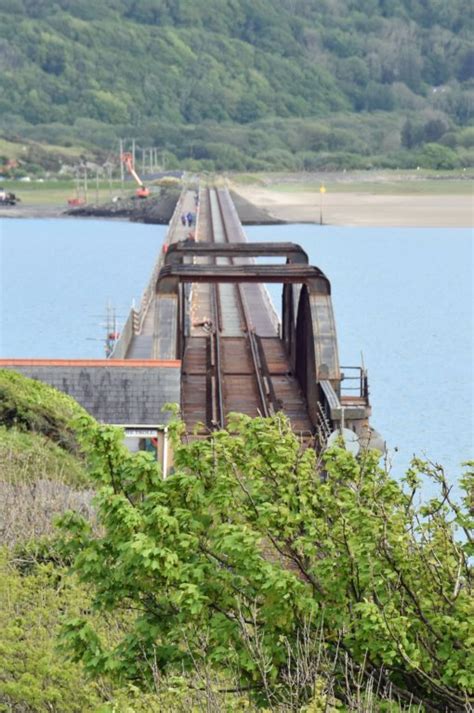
[121,152,150,198]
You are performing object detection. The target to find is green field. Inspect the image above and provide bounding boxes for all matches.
[234,170,474,194]
[1,179,131,206]
[268,179,474,195]
[4,171,473,208]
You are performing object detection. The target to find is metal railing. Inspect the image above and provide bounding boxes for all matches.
[136,188,188,333]
[109,307,138,359]
[109,187,188,359]
[340,366,369,400]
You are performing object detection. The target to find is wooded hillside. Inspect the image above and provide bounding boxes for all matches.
[0,0,473,170]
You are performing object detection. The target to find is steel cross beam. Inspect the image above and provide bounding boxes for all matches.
[164,241,309,264]
[156,263,330,293]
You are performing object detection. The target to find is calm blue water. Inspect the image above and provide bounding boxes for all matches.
[1,218,472,486]
[0,219,166,359]
[247,224,473,486]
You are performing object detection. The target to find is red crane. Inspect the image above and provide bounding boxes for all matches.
[121,152,150,198]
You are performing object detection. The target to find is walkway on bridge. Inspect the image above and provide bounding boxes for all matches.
[111,184,372,446]
[124,189,197,359]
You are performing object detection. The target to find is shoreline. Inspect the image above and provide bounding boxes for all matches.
[1,186,472,228]
[231,186,473,228]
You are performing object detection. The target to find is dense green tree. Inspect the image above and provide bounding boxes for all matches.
[418,142,460,169]
[0,0,472,169]
[59,415,473,711]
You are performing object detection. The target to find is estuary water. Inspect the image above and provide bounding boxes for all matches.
[0,219,166,359]
[0,218,472,487]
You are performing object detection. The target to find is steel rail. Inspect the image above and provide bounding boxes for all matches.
[213,188,272,419]
[207,189,225,429]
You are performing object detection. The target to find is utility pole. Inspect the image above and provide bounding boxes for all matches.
[106,162,113,200]
[119,139,125,184]
[132,137,136,168]
[319,183,326,225]
[83,164,88,203]
[74,165,80,201]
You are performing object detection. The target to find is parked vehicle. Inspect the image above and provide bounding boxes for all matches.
[0,187,20,205]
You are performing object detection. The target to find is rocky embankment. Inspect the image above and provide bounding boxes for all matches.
[66,187,182,224]
[66,187,282,225]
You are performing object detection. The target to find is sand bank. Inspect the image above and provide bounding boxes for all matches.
[232,186,472,228]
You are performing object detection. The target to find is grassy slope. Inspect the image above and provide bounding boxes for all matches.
[0,370,95,547]
[0,368,92,490]
[0,426,87,487]
[0,137,85,160]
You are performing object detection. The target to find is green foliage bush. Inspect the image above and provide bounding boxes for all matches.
[417,143,461,169]
[0,550,247,712]
[0,369,91,454]
[0,550,104,712]
[58,414,473,711]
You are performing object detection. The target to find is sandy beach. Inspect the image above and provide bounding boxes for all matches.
[233,186,473,228]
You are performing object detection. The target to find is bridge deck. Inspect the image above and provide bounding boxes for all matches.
[113,185,350,440]
[180,187,313,436]
[125,189,197,359]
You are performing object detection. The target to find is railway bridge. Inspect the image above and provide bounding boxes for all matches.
[114,185,373,449]
[1,185,379,466]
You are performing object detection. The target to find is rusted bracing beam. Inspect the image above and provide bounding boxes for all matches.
[157,264,330,292]
[165,241,309,264]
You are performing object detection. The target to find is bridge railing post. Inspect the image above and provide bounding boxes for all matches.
[131,187,188,334]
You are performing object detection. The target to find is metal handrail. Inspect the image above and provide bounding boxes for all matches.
[137,187,188,333]
[340,365,369,400]
[109,187,188,359]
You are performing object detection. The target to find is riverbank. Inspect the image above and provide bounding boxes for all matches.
[1,171,472,227]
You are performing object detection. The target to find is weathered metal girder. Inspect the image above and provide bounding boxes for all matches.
[156,263,330,292]
[165,241,309,264]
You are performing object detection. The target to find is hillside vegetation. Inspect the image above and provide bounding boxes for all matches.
[0,370,93,547]
[0,372,472,710]
[0,0,473,172]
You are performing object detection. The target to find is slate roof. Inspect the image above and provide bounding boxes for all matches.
[1,361,181,425]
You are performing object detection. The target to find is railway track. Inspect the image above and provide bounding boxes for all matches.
[206,188,274,426]
[181,187,313,437]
